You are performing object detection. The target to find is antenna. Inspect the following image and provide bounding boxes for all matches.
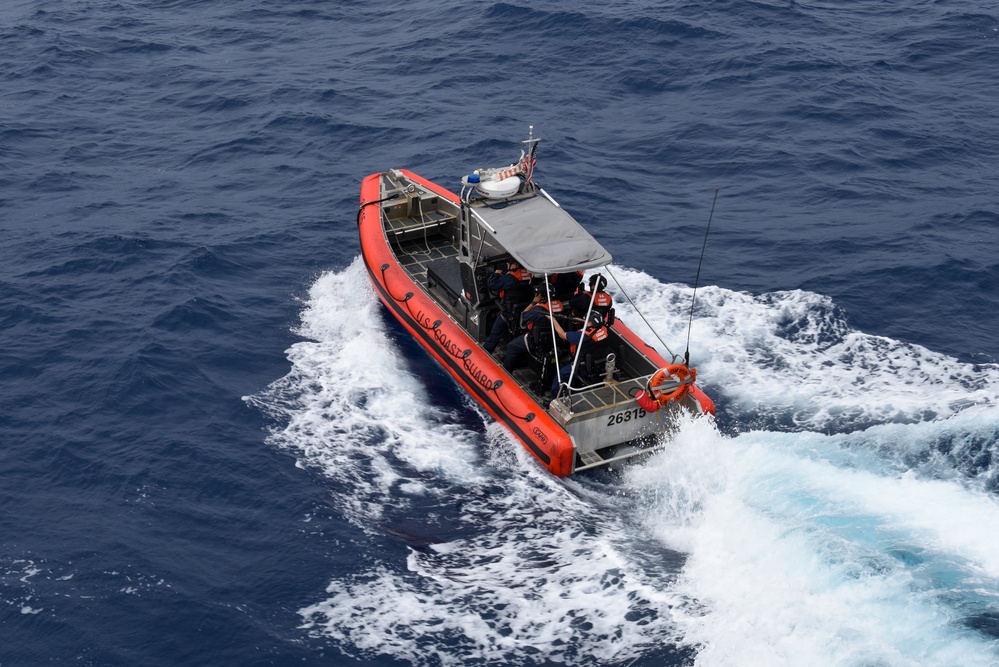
[684,189,719,366]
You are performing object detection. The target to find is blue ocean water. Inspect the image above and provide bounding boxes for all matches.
[2,1,998,665]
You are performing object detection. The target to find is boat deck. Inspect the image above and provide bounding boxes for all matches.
[395,235,459,285]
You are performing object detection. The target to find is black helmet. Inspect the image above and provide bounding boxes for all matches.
[586,311,604,329]
[533,283,550,300]
[589,274,607,292]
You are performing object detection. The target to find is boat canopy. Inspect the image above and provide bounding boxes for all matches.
[470,192,612,274]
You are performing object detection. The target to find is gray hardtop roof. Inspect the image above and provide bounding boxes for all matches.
[469,191,612,274]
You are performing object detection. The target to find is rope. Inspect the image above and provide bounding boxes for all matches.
[356,192,402,225]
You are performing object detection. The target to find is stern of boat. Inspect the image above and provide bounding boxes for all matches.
[547,373,703,472]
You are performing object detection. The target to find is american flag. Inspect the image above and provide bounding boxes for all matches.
[520,140,538,184]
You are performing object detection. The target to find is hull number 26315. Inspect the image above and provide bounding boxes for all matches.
[607,407,648,427]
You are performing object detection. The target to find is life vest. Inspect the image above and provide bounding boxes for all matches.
[569,324,609,358]
[526,300,562,330]
[508,268,533,284]
[592,291,612,313]
[525,301,563,357]
[569,290,613,316]
[499,268,534,308]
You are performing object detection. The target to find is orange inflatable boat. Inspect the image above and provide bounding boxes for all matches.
[358,131,714,476]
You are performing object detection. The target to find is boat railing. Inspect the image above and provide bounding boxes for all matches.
[553,352,620,398]
[379,172,461,244]
[384,208,457,244]
[554,379,610,400]
[553,368,682,415]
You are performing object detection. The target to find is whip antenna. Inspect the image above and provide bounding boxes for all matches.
[685,188,718,366]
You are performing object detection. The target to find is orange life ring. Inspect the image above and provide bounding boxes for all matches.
[647,364,696,406]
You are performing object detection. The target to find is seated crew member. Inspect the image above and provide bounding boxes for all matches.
[502,285,565,372]
[568,274,613,318]
[550,310,611,397]
[547,270,583,301]
[483,260,534,353]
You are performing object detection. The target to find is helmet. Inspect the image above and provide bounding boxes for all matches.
[586,311,604,329]
[589,274,608,292]
[533,283,550,300]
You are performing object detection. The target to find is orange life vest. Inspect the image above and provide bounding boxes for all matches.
[569,324,609,356]
[524,300,563,332]
[499,268,534,306]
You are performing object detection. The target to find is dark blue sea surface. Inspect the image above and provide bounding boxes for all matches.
[3,1,998,665]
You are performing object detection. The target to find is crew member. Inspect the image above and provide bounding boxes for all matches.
[547,270,583,301]
[502,285,565,372]
[550,310,611,397]
[483,260,534,353]
[568,274,613,319]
